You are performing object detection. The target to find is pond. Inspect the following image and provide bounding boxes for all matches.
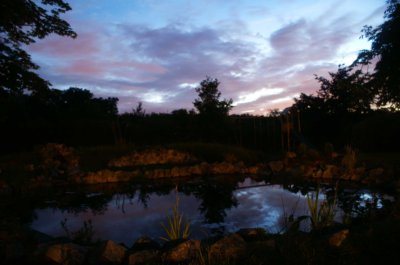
[30,176,394,245]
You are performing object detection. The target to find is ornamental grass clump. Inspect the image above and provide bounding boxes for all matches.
[160,193,191,241]
[306,183,338,231]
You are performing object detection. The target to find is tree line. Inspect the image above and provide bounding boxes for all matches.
[0,0,399,154]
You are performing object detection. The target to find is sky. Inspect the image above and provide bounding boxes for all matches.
[27,0,386,115]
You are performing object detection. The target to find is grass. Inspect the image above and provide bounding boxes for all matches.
[160,192,191,241]
[306,183,338,231]
[60,218,96,245]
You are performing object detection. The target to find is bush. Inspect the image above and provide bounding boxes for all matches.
[38,143,79,179]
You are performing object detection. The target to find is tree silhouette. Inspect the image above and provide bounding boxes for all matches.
[132,102,146,117]
[353,0,400,108]
[294,65,372,115]
[0,0,76,95]
[315,66,373,114]
[193,77,233,118]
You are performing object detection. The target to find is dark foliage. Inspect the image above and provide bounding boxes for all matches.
[294,65,373,115]
[0,87,118,153]
[353,0,400,107]
[0,0,76,95]
[193,77,233,119]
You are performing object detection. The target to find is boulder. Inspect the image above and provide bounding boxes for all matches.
[163,239,201,263]
[108,149,196,167]
[98,240,127,264]
[129,250,160,265]
[170,167,190,178]
[245,166,260,175]
[45,243,87,265]
[83,170,138,184]
[286,151,297,159]
[268,161,284,173]
[236,228,268,241]
[131,236,160,251]
[301,165,315,177]
[209,234,246,261]
[211,162,238,175]
[321,165,339,179]
[329,229,349,247]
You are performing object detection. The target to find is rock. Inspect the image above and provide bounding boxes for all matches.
[329,229,349,247]
[45,243,87,265]
[236,228,268,241]
[322,165,339,179]
[163,239,201,263]
[245,166,260,175]
[209,234,246,261]
[301,165,315,177]
[286,152,297,159]
[211,162,238,175]
[189,164,203,175]
[312,169,323,178]
[268,161,284,173]
[131,236,160,251]
[99,240,127,264]
[128,250,160,265]
[170,167,191,178]
[108,149,197,167]
[83,170,139,184]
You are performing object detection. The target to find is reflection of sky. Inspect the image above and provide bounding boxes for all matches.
[31,179,393,246]
[223,185,308,233]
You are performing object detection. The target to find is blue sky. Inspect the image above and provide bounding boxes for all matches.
[28,0,385,115]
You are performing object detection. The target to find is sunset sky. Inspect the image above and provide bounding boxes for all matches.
[27,0,386,115]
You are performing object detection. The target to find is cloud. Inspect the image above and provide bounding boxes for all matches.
[26,0,384,115]
[235,88,284,105]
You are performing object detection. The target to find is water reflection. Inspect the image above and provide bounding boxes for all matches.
[30,177,394,245]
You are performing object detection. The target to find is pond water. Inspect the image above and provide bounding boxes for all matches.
[30,176,393,246]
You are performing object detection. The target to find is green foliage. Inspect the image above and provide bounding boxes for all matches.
[341,146,357,172]
[306,184,337,231]
[160,194,191,241]
[60,218,95,245]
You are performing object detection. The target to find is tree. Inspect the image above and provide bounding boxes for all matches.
[0,0,76,95]
[315,66,373,114]
[193,77,233,118]
[294,65,373,115]
[352,0,400,107]
[132,101,146,117]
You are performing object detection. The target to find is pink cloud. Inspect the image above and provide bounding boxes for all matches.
[61,59,106,76]
[28,31,102,58]
[109,61,167,75]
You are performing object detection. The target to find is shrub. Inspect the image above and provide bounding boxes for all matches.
[38,143,79,179]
